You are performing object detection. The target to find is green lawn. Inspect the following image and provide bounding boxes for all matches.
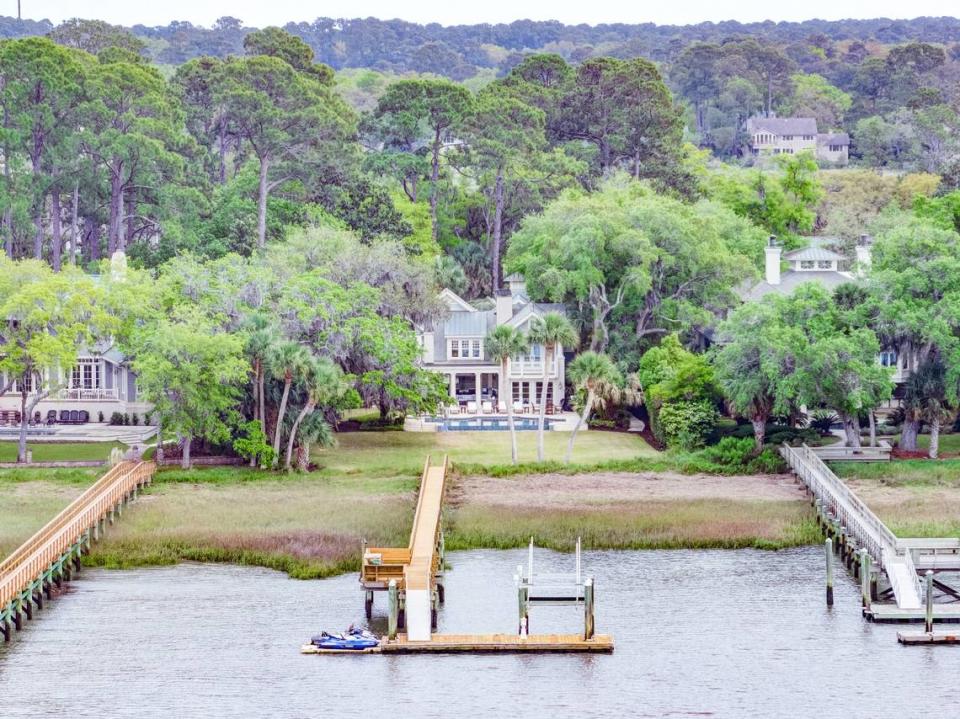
[0,441,127,463]
[315,430,656,477]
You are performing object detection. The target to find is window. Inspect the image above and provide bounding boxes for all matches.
[71,358,101,389]
[784,135,794,140]
[879,350,898,367]
[817,260,833,270]
[803,135,814,140]
[448,339,481,360]
[829,144,844,152]
[800,260,815,270]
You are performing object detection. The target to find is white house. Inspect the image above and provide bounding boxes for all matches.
[746,116,849,165]
[0,346,151,423]
[417,274,568,410]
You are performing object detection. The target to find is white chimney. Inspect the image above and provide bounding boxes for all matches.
[764,236,782,286]
[495,289,513,325]
[855,234,872,277]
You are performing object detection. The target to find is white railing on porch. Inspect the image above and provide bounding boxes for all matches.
[57,388,120,401]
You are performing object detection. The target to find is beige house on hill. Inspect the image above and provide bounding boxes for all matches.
[746,116,849,165]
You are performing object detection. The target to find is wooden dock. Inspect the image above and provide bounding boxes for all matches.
[898,631,960,644]
[302,633,614,655]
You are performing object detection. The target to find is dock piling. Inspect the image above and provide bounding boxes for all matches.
[925,571,934,633]
[387,579,398,640]
[860,550,871,609]
[584,578,595,640]
[518,583,529,636]
[825,538,834,607]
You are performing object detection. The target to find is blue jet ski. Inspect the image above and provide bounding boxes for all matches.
[310,628,379,650]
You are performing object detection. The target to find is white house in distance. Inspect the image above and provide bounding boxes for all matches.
[0,345,151,423]
[741,235,913,387]
[746,116,849,165]
[417,274,568,411]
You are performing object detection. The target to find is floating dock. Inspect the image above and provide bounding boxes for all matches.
[897,631,960,645]
[302,633,614,655]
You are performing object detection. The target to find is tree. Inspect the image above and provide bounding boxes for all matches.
[484,325,528,465]
[267,340,311,466]
[48,18,145,56]
[565,352,622,462]
[782,73,852,128]
[905,359,952,459]
[0,259,109,462]
[713,302,794,451]
[284,356,345,471]
[243,314,278,464]
[242,26,333,82]
[217,55,355,248]
[366,79,471,242]
[528,312,578,462]
[131,309,247,469]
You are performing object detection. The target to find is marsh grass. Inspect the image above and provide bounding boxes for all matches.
[833,458,960,486]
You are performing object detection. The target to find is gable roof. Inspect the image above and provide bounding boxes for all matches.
[818,132,850,146]
[741,270,856,302]
[438,288,475,313]
[747,117,818,136]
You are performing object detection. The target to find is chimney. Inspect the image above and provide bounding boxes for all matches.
[764,236,782,286]
[855,234,872,277]
[495,289,513,325]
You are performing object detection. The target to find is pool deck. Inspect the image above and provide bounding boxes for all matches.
[403,411,583,432]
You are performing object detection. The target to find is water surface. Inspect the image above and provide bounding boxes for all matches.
[2,548,958,718]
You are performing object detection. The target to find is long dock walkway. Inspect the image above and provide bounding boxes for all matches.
[0,460,155,641]
[361,455,448,641]
[781,444,960,620]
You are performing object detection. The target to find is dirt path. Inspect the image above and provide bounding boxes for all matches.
[457,471,807,509]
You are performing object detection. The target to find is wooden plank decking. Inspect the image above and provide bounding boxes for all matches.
[301,633,614,654]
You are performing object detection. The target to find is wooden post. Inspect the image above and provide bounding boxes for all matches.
[925,570,934,633]
[860,550,871,608]
[825,538,834,606]
[364,590,374,620]
[518,585,529,636]
[387,579,398,640]
[584,577,595,640]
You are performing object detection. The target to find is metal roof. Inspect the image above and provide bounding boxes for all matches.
[444,311,492,337]
[746,117,818,136]
[783,247,846,262]
[740,270,857,302]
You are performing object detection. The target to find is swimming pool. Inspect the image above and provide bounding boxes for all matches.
[427,416,557,431]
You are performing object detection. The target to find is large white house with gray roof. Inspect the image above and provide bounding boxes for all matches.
[746,116,849,165]
[417,274,569,410]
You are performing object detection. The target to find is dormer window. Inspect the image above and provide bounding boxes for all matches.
[800,260,815,270]
[817,260,833,270]
[448,339,482,360]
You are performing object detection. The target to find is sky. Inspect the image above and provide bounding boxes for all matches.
[14,1,960,28]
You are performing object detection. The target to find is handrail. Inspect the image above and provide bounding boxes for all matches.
[0,461,155,608]
[781,444,897,567]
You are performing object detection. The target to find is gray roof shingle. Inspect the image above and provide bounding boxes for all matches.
[747,117,818,136]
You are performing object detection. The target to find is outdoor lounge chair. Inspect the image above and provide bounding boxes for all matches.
[482,400,493,414]
[46,410,57,425]
[31,411,41,425]
[513,400,524,414]
[466,401,478,414]
[59,410,70,423]
[78,410,89,424]
[497,401,506,413]
[546,402,556,415]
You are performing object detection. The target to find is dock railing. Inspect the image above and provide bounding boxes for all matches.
[0,461,155,609]
[810,440,892,462]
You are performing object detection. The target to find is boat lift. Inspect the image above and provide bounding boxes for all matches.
[515,537,596,640]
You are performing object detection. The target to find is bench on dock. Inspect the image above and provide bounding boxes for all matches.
[361,547,412,587]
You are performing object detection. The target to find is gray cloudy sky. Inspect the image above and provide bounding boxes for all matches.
[16,1,960,27]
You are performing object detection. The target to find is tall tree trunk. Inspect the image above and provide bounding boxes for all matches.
[633,148,641,179]
[258,369,266,433]
[257,157,269,249]
[2,111,11,258]
[429,127,441,242]
[491,168,504,292]
[17,387,28,463]
[125,188,135,250]
[842,413,862,450]
[218,119,227,184]
[180,434,191,470]
[868,411,877,448]
[155,418,164,463]
[536,347,552,463]
[285,401,314,471]
[108,169,123,255]
[50,187,62,271]
[271,376,291,465]
[565,389,594,463]
[900,418,920,451]
[929,416,940,460]
[249,362,260,467]
[752,414,768,453]
[69,183,79,266]
[33,201,43,260]
[505,362,518,465]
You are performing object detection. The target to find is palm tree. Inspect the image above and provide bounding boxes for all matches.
[565,352,623,463]
[244,315,278,465]
[268,341,311,466]
[906,359,952,459]
[284,357,345,471]
[485,325,529,464]
[528,313,578,462]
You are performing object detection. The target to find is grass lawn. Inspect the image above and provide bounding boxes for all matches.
[888,431,960,455]
[0,441,127,463]
[316,430,657,477]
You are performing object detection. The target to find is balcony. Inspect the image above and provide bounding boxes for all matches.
[57,388,120,401]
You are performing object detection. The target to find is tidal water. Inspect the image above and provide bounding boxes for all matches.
[2,547,958,718]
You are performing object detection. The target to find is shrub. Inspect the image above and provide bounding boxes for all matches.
[809,411,839,434]
[232,420,275,468]
[123,413,130,426]
[749,448,786,473]
[702,437,755,466]
[109,412,124,425]
[658,400,718,450]
[588,418,617,430]
[768,428,819,446]
[98,411,104,423]
[132,413,139,426]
